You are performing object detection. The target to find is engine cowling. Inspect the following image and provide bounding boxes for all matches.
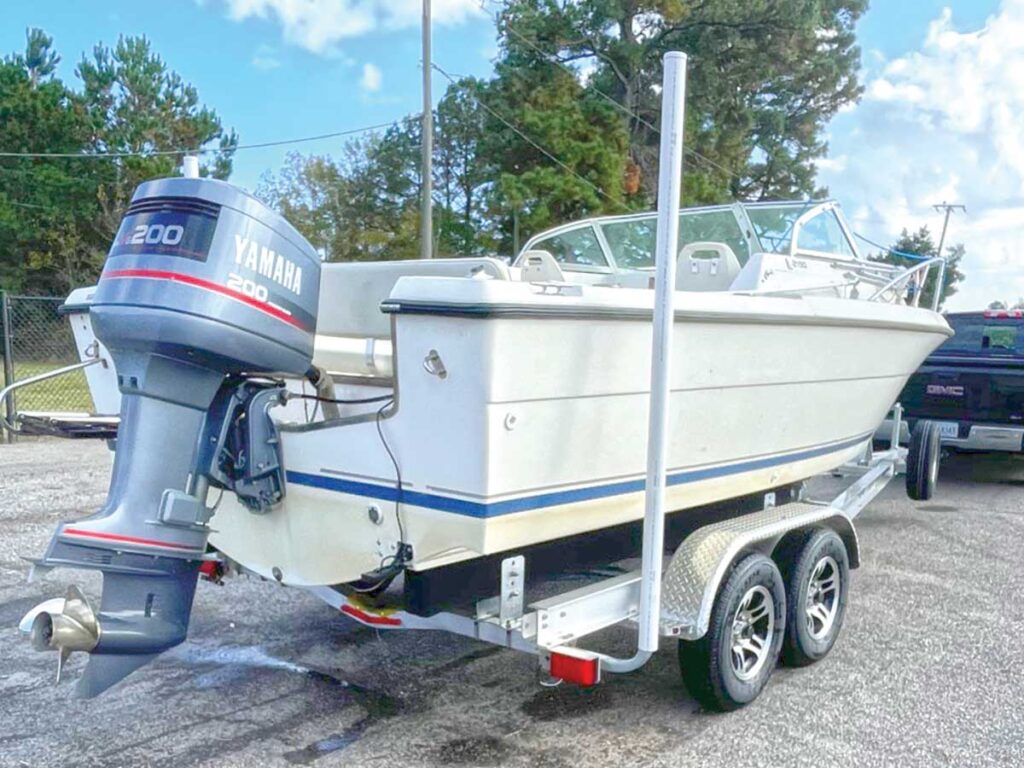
[28,177,321,697]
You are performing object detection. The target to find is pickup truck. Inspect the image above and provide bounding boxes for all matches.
[889,310,1024,453]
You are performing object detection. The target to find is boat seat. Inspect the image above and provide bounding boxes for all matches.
[519,250,566,283]
[676,242,741,292]
[316,257,510,340]
[312,257,509,378]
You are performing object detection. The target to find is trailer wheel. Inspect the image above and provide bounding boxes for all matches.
[778,528,849,667]
[906,420,940,501]
[678,553,785,712]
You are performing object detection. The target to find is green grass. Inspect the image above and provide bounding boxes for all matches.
[6,360,94,412]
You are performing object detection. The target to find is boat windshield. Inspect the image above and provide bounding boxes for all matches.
[522,200,860,272]
[745,204,857,258]
[600,209,751,269]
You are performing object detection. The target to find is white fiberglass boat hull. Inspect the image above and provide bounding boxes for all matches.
[208,278,951,586]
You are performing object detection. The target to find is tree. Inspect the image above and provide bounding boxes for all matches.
[0,31,238,294]
[480,55,631,253]
[0,31,97,293]
[259,98,501,261]
[434,78,491,255]
[495,0,866,203]
[24,28,60,87]
[257,120,425,262]
[76,36,238,242]
[872,227,965,310]
[988,300,1007,310]
[256,152,350,257]
[262,1,872,260]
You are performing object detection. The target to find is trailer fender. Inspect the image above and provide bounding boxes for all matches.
[661,503,859,642]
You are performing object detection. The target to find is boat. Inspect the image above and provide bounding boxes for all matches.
[12,56,952,698]
[48,196,952,591]
[216,200,950,582]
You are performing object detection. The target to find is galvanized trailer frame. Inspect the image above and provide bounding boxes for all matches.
[306,409,908,687]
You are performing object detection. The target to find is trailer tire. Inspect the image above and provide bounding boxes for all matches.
[906,420,940,501]
[678,553,785,712]
[778,528,849,667]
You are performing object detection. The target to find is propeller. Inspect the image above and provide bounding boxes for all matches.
[28,584,100,684]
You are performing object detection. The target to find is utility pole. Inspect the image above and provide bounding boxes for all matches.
[420,0,433,259]
[930,202,965,312]
[933,202,966,259]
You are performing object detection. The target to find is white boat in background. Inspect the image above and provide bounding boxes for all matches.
[61,198,952,589]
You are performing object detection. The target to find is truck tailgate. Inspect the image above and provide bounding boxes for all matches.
[903,356,1024,427]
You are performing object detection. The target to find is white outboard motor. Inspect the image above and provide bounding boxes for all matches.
[26,177,321,696]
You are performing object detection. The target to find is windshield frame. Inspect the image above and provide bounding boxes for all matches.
[517,199,862,271]
[742,200,862,261]
[519,203,759,272]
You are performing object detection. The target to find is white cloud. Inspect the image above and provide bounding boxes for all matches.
[217,0,482,55]
[819,0,1024,310]
[251,44,281,70]
[360,62,382,92]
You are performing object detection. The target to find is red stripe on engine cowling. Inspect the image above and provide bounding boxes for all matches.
[102,268,304,330]
[62,527,203,552]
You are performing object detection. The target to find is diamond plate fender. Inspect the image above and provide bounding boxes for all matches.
[660,503,858,641]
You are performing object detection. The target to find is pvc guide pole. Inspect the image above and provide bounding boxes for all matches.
[420,0,434,259]
[638,51,688,653]
[601,52,687,673]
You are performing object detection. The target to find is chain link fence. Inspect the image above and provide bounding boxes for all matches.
[2,292,94,441]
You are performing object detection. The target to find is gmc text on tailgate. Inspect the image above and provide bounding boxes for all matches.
[898,310,1024,452]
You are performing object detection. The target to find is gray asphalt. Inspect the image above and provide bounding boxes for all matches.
[0,439,1021,767]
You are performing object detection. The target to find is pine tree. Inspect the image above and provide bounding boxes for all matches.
[872,227,965,310]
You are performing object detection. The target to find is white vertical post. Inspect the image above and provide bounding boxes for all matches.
[637,52,688,653]
[182,155,200,179]
[420,0,433,259]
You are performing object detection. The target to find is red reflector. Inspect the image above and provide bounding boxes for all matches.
[198,561,219,577]
[340,603,402,627]
[550,650,600,686]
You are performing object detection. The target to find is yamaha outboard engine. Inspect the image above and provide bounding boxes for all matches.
[26,177,320,696]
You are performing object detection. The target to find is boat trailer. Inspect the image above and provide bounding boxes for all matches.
[302,407,929,706]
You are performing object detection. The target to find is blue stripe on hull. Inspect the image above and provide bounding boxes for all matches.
[285,433,869,519]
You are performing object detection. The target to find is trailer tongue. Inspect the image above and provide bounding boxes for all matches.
[25,178,321,697]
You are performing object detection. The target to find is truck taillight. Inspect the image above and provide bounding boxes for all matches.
[984,309,1023,319]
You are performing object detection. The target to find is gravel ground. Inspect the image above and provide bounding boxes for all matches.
[0,439,1021,767]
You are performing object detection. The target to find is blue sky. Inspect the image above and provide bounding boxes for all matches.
[0,1,1017,308]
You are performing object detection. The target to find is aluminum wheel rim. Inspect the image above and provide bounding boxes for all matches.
[805,555,840,640]
[730,585,774,681]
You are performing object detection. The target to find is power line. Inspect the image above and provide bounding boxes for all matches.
[432,62,628,211]
[0,121,398,161]
[6,200,50,210]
